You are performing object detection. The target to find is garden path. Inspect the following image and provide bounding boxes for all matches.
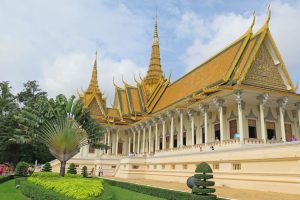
[105,177,300,200]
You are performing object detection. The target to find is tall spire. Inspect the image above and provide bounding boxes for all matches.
[87,51,101,94]
[142,15,165,99]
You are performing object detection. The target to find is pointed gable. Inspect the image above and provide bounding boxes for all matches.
[235,23,295,93]
[88,98,104,116]
[243,42,287,90]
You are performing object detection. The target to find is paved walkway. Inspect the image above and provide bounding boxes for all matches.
[105,177,300,200]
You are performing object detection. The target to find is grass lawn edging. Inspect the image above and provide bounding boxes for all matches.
[0,175,14,184]
[104,178,225,200]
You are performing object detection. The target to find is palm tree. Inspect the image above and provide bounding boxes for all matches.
[16,94,106,176]
[38,117,88,176]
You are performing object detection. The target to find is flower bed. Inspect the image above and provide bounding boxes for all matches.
[26,172,103,199]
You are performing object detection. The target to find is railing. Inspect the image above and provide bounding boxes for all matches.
[100,138,287,158]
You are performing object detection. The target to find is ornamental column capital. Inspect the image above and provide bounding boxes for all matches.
[187,108,195,119]
[213,97,225,108]
[257,93,269,107]
[199,104,209,113]
[166,110,175,118]
[175,108,184,115]
[235,90,243,105]
[159,114,166,123]
[146,120,152,127]
[152,117,159,124]
[277,96,288,110]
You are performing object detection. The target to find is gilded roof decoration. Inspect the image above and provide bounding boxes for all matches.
[79,11,298,127]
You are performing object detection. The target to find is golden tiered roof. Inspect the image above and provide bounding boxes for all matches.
[81,10,297,125]
[141,16,166,101]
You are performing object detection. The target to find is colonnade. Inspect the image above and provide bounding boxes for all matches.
[101,91,300,155]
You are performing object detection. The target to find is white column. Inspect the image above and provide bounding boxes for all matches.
[188,109,195,145]
[148,122,152,153]
[155,120,158,151]
[167,111,175,149]
[142,126,146,153]
[199,104,209,144]
[277,97,288,142]
[115,130,119,155]
[160,115,166,150]
[176,109,184,147]
[132,129,136,153]
[257,94,269,142]
[213,98,225,141]
[137,129,141,154]
[128,132,131,154]
[296,103,300,127]
[107,130,110,155]
[235,91,244,142]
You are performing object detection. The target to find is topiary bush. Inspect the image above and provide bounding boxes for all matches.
[42,162,52,172]
[67,163,77,174]
[192,162,216,200]
[81,166,88,178]
[15,161,30,176]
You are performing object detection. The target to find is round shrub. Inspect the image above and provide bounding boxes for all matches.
[67,163,77,174]
[42,162,52,172]
[15,161,30,176]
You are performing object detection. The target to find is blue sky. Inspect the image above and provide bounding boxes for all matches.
[0,0,299,104]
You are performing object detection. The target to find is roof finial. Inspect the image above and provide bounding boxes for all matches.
[113,76,117,87]
[94,50,98,67]
[86,51,101,94]
[153,12,159,45]
[267,4,271,24]
[251,11,256,29]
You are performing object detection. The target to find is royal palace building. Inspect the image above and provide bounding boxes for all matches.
[52,11,300,194]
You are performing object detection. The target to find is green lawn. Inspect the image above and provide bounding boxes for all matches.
[0,178,164,200]
[0,180,28,200]
[110,185,164,200]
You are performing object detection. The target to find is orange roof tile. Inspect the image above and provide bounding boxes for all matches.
[152,37,246,113]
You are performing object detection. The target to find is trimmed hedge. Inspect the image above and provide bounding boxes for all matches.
[0,175,14,184]
[20,180,74,200]
[104,179,205,200]
[28,173,103,199]
[20,179,113,200]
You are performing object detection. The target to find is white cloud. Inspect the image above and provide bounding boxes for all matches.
[178,0,300,90]
[41,52,146,105]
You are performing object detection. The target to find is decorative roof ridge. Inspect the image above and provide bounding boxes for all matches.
[252,5,271,37]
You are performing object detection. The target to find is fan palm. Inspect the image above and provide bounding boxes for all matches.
[38,117,88,176]
[15,94,106,176]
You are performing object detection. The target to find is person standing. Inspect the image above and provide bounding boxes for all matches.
[98,167,103,176]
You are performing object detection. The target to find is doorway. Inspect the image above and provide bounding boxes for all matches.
[266,122,276,140]
[214,124,220,141]
[117,142,123,154]
[285,124,292,141]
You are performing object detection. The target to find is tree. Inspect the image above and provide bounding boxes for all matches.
[17,80,47,107]
[17,94,106,176]
[67,163,77,174]
[0,81,55,166]
[81,166,88,177]
[15,161,30,176]
[42,162,52,172]
[192,162,216,199]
